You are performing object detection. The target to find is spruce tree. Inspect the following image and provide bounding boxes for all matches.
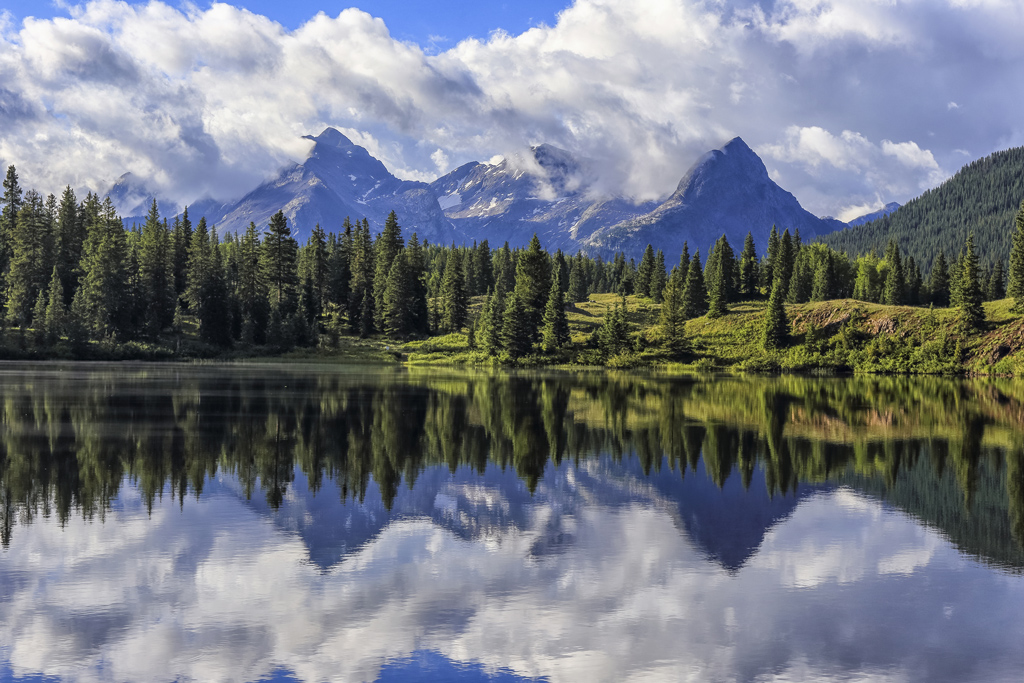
[738,232,758,297]
[659,266,686,355]
[172,207,193,297]
[482,289,505,356]
[566,261,587,303]
[44,266,65,345]
[237,222,267,344]
[1009,201,1024,310]
[651,250,667,303]
[349,219,375,336]
[31,288,47,346]
[881,240,905,305]
[500,292,532,359]
[786,254,810,304]
[811,252,836,302]
[680,251,708,319]
[5,190,49,326]
[307,223,329,320]
[988,260,1006,301]
[473,240,494,295]
[139,200,175,335]
[761,275,788,350]
[56,186,83,306]
[440,248,468,332]
[541,270,570,352]
[929,252,950,307]
[760,225,780,291]
[383,250,416,338]
[184,217,211,313]
[514,234,550,336]
[262,210,299,316]
[199,232,232,347]
[598,299,630,358]
[1,165,23,304]
[959,233,985,330]
[405,233,429,334]
[372,211,404,331]
[636,244,655,298]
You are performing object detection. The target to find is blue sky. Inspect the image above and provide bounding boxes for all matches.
[0,0,1021,221]
[2,0,566,45]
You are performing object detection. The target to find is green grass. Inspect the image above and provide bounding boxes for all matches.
[394,294,1024,376]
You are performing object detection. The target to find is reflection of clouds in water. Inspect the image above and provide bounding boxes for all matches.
[1,482,1024,683]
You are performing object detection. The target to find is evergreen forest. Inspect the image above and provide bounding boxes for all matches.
[3,163,1024,374]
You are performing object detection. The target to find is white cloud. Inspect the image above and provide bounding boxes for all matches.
[0,0,1021,217]
[3,476,1024,683]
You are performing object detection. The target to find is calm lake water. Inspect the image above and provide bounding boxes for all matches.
[2,364,1024,683]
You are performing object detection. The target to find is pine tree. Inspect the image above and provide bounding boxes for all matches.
[482,289,505,356]
[1,165,23,305]
[929,251,950,307]
[79,196,128,338]
[306,223,329,320]
[373,211,404,331]
[738,232,758,297]
[56,186,83,306]
[760,225,780,291]
[566,261,587,304]
[958,233,985,329]
[598,299,630,357]
[262,210,299,315]
[500,292,532,359]
[514,234,551,336]
[5,190,50,326]
[44,266,65,345]
[636,244,655,298]
[881,239,905,305]
[905,256,923,305]
[139,200,175,335]
[853,254,881,303]
[761,275,788,350]
[1009,201,1024,310]
[199,232,232,347]
[811,252,836,302]
[172,207,193,298]
[776,230,794,295]
[786,253,811,304]
[184,217,211,313]
[349,218,375,336]
[237,222,267,344]
[680,251,708,319]
[651,250,667,303]
[405,233,429,334]
[659,266,686,355]
[31,288,47,346]
[440,248,468,332]
[383,250,416,338]
[475,239,495,295]
[678,242,691,282]
[327,218,353,313]
[988,260,1006,301]
[541,270,570,352]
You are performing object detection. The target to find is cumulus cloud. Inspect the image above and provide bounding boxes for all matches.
[0,0,1021,218]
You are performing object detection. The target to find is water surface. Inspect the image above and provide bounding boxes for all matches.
[1,364,1024,682]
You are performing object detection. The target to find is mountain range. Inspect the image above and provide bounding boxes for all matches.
[114,129,864,258]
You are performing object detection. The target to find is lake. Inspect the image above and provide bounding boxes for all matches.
[1,364,1023,682]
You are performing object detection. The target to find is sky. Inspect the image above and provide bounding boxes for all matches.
[1,0,1023,221]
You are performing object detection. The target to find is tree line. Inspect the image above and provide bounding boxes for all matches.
[2,164,1024,359]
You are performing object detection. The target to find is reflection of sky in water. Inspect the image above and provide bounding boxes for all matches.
[1,457,1024,683]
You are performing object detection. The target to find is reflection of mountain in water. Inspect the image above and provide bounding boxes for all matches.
[233,451,827,574]
[634,459,830,571]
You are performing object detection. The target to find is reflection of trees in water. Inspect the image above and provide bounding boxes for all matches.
[2,368,1024,568]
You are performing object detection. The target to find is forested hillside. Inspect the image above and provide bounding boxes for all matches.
[823,146,1024,272]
